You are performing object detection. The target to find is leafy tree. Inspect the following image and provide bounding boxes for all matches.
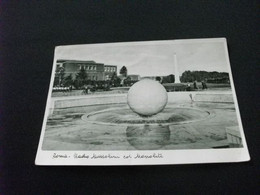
[54,66,65,86]
[180,70,230,83]
[123,76,132,86]
[114,77,121,87]
[155,76,161,82]
[119,66,127,77]
[110,72,121,87]
[64,74,74,87]
[168,74,175,83]
[54,77,60,86]
[111,72,117,81]
[74,67,88,89]
[162,74,175,83]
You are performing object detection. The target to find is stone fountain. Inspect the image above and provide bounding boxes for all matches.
[81,79,212,150]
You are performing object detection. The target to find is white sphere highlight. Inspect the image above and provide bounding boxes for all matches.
[127,79,168,116]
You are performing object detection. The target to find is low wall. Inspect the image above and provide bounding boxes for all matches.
[54,94,127,108]
[48,91,234,115]
[48,94,127,115]
[194,93,233,103]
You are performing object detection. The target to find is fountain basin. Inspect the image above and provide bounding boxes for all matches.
[42,91,240,151]
[81,106,213,126]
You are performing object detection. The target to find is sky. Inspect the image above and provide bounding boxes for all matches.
[55,39,230,77]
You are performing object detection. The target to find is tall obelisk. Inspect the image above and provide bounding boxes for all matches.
[174,53,181,83]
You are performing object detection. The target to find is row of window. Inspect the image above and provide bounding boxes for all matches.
[104,67,116,72]
[57,64,116,72]
[79,65,97,71]
[78,65,116,72]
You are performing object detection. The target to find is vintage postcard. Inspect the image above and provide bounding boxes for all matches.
[35,38,250,165]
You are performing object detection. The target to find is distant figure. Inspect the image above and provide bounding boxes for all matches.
[202,80,208,90]
[193,81,198,90]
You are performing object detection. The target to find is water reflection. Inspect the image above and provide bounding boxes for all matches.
[126,125,170,150]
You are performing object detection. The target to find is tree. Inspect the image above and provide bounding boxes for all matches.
[74,67,88,89]
[124,76,132,86]
[54,76,60,86]
[114,77,121,87]
[63,74,74,87]
[162,74,175,83]
[54,66,65,86]
[155,76,161,82]
[168,74,175,83]
[119,66,127,77]
[180,70,230,83]
[109,72,122,87]
[111,72,117,81]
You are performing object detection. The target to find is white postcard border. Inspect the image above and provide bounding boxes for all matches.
[35,38,250,166]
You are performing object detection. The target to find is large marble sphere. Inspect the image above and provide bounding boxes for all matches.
[127,79,168,116]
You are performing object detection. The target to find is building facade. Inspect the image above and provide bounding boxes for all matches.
[56,60,117,81]
[104,65,117,80]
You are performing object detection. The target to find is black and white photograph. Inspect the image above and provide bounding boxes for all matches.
[35,38,250,165]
